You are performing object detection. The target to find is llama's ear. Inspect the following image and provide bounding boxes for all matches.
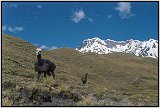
[36,48,42,52]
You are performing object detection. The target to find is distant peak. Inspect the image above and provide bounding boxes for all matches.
[92,37,101,39]
[89,37,102,40]
[106,39,114,41]
[148,38,156,41]
[77,37,158,58]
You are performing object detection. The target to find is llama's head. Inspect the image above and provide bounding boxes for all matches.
[36,48,42,55]
[85,73,88,78]
[36,48,42,60]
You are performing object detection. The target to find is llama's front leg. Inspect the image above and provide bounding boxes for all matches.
[44,72,46,77]
[51,72,55,79]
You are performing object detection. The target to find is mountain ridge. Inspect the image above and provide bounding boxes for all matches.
[76,37,158,58]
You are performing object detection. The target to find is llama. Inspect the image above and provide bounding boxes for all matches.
[35,48,56,80]
[81,73,88,85]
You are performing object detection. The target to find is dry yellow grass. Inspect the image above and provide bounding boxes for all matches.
[2,97,13,106]
[77,95,96,106]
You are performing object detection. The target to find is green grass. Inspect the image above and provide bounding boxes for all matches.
[2,34,158,106]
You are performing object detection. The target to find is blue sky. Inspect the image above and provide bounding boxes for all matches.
[2,2,158,49]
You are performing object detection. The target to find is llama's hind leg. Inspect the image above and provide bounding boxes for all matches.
[51,71,55,79]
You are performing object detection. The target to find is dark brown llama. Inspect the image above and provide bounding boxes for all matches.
[35,48,56,80]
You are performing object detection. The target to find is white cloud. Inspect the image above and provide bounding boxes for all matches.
[33,44,38,46]
[8,26,24,33]
[11,4,18,8]
[71,9,86,23]
[107,15,112,19]
[37,5,42,8]
[2,25,7,32]
[39,45,49,49]
[39,45,57,50]
[50,46,58,50]
[115,2,134,19]
[2,25,24,33]
[88,18,94,22]
[3,3,18,8]
[71,9,94,23]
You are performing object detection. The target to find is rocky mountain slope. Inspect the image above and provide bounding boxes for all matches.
[76,37,158,58]
[2,34,158,106]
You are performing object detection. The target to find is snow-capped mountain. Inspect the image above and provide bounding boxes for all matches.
[76,37,158,58]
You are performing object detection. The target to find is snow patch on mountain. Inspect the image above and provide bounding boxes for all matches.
[76,37,158,58]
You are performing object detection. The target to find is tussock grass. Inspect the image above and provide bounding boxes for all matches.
[43,77,55,86]
[54,84,70,94]
[2,97,14,106]
[27,82,39,90]
[77,95,96,106]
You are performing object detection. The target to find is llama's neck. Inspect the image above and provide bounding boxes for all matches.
[37,54,43,65]
[37,54,42,60]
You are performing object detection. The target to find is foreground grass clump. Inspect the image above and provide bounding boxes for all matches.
[2,34,158,106]
[77,95,96,106]
[2,97,14,106]
[43,77,54,86]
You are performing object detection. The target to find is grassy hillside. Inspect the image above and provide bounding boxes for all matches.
[2,34,158,106]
